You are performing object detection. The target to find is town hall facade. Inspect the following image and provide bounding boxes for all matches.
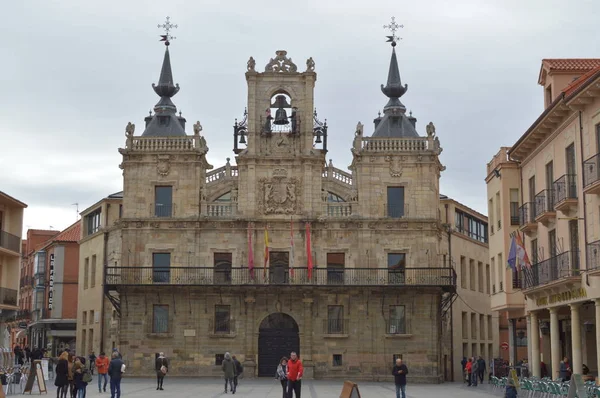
[102,22,457,382]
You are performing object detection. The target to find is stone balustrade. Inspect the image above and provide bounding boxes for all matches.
[361,137,429,152]
[131,136,203,152]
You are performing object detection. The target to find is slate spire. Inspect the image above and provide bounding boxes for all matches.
[380,46,408,111]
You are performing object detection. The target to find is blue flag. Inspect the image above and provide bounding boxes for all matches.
[507,234,517,271]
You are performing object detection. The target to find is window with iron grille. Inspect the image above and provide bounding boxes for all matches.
[155,186,173,217]
[332,354,343,367]
[214,253,233,284]
[215,354,225,366]
[389,305,406,334]
[326,253,345,285]
[327,305,344,334]
[214,305,231,333]
[153,305,169,333]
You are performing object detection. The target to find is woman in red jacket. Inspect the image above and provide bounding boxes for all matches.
[465,358,473,386]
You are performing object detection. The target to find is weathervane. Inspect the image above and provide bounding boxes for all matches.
[158,16,178,46]
[383,16,403,46]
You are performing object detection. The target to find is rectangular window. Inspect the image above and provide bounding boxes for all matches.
[488,199,494,233]
[455,210,464,233]
[471,313,476,340]
[387,253,406,285]
[485,264,490,294]
[546,161,554,208]
[84,258,89,290]
[89,328,94,354]
[462,312,468,339]
[569,220,580,269]
[479,314,485,340]
[491,257,496,293]
[478,262,483,293]
[152,305,169,333]
[386,187,405,218]
[85,209,102,236]
[548,230,557,257]
[91,255,96,288]
[215,354,225,366]
[531,239,538,265]
[82,311,87,325]
[155,186,173,217]
[460,256,467,289]
[214,305,231,333]
[509,189,519,225]
[596,124,600,154]
[487,315,492,339]
[389,305,406,334]
[516,334,528,347]
[488,343,493,361]
[89,310,94,325]
[119,204,123,218]
[469,259,475,291]
[566,143,576,175]
[455,210,488,243]
[332,354,343,367]
[327,253,345,285]
[327,305,345,334]
[528,176,536,204]
[269,252,290,284]
[152,253,171,283]
[495,192,501,230]
[462,343,468,358]
[214,252,232,284]
[498,253,503,291]
[82,329,86,358]
[472,343,477,357]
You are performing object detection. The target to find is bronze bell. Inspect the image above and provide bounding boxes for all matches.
[272,95,290,125]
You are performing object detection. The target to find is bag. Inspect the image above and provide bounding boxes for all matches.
[121,364,126,373]
[83,371,92,383]
[160,366,167,375]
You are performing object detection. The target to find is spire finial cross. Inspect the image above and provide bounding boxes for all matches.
[158,16,178,46]
[383,16,403,47]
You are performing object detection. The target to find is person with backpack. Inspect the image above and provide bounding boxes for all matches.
[232,355,243,393]
[155,352,168,390]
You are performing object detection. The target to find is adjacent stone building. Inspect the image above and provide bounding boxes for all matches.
[104,33,456,382]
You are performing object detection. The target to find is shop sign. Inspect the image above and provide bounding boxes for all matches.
[536,288,586,307]
[48,254,55,310]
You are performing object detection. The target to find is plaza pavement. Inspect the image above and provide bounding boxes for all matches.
[36,377,501,398]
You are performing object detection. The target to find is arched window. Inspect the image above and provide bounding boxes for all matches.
[215,192,232,202]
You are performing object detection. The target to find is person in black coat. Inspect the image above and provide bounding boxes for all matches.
[54,352,70,398]
[155,353,168,390]
[392,358,409,398]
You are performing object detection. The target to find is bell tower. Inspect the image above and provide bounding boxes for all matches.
[233,51,327,217]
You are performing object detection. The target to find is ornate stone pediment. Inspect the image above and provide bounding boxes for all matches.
[264,50,298,73]
[258,177,302,214]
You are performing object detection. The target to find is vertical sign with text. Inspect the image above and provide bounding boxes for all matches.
[48,254,54,311]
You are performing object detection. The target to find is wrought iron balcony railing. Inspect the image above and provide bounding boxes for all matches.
[583,153,600,188]
[553,174,578,205]
[105,266,456,288]
[534,189,554,218]
[522,250,580,289]
[0,287,18,307]
[587,240,600,271]
[519,202,535,225]
[323,319,349,335]
[0,230,20,253]
[154,204,173,218]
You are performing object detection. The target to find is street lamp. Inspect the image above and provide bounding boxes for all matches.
[540,321,550,335]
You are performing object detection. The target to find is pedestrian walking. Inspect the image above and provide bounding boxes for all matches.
[471,357,479,386]
[477,356,486,383]
[73,358,88,398]
[68,353,76,398]
[155,352,168,390]
[276,357,288,398]
[221,352,235,394]
[232,355,243,392]
[108,352,124,398]
[95,352,109,393]
[392,358,409,398]
[54,351,69,398]
[88,352,97,375]
[286,352,303,398]
[465,358,472,386]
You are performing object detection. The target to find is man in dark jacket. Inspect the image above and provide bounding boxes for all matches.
[392,358,409,398]
[477,356,486,383]
[232,355,243,393]
[108,352,124,398]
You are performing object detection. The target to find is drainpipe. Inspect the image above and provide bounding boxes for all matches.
[577,111,590,286]
[100,204,110,353]
[445,203,454,381]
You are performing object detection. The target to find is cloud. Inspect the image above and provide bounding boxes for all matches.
[2,0,600,233]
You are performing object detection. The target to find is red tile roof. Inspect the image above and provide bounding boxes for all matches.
[542,58,600,71]
[52,222,81,243]
[563,66,600,97]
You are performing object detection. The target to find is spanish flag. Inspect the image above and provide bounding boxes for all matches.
[264,226,269,279]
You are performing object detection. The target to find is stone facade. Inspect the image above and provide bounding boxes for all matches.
[105,47,454,383]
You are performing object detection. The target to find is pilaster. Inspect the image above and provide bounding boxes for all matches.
[244,296,256,378]
[302,297,314,379]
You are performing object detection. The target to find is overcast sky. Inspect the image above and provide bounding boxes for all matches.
[1,0,599,235]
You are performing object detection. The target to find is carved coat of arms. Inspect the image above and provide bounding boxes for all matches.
[385,155,403,177]
[258,177,301,214]
[156,155,171,176]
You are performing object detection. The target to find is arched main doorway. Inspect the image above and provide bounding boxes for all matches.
[258,313,299,377]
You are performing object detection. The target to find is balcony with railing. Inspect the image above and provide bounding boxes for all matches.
[553,174,578,212]
[206,203,237,217]
[0,287,18,308]
[518,202,537,233]
[587,240,600,272]
[583,154,600,195]
[154,204,173,218]
[105,266,456,289]
[534,189,556,224]
[0,230,21,255]
[326,203,352,217]
[323,319,349,335]
[522,250,580,290]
